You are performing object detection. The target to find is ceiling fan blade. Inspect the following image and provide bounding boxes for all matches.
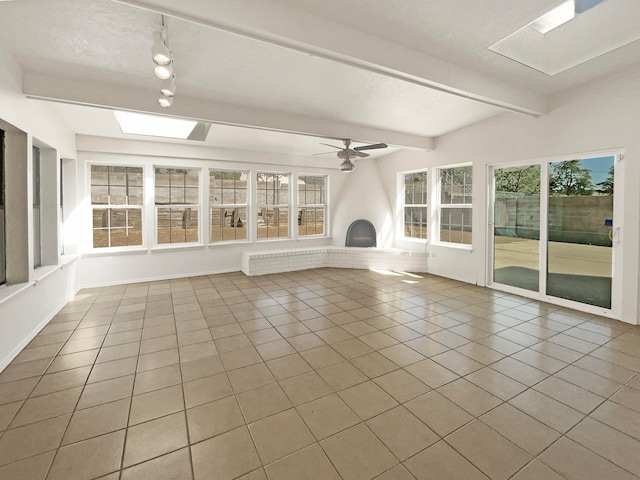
[313,151,338,156]
[353,143,388,151]
[319,143,343,150]
[354,151,370,158]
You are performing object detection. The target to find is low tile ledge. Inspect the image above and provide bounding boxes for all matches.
[241,247,428,276]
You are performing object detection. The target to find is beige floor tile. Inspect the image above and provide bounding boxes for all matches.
[509,389,584,433]
[0,451,55,480]
[123,412,188,467]
[338,380,398,420]
[47,349,99,374]
[246,328,283,346]
[287,332,326,352]
[183,372,232,409]
[187,395,245,443]
[215,333,253,354]
[0,401,21,431]
[10,386,82,428]
[266,444,341,479]
[191,426,261,480]
[96,341,140,364]
[511,460,565,480]
[31,366,91,397]
[404,336,449,357]
[87,356,137,383]
[279,370,333,405]
[531,340,585,363]
[11,343,63,364]
[373,369,430,403]
[379,344,425,367]
[480,403,560,455]
[0,377,39,405]
[300,345,344,369]
[47,429,125,480]
[266,353,312,380]
[332,338,375,359]
[591,400,640,440]
[296,393,359,440]
[62,398,130,445]
[465,367,528,401]
[77,375,134,409]
[249,408,315,464]
[121,447,192,480]
[512,348,567,374]
[404,359,459,389]
[130,384,184,425]
[351,352,398,379]
[236,382,292,423]
[220,346,263,371]
[446,420,531,480]
[405,440,489,480]
[573,355,636,383]
[555,365,622,397]
[437,379,502,417]
[136,348,179,373]
[139,334,178,355]
[255,339,296,361]
[568,417,640,477]
[374,464,416,480]
[321,423,398,480]
[429,330,469,349]
[226,362,275,394]
[476,335,524,356]
[431,350,484,376]
[610,385,640,413]
[317,361,368,391]
[534,376,605,413]
[103,329,142,348]
[490,357,549,386]
[405,391,473,437]
[366,406,438,460]
[539,437,637,480]
[454,342,504,365]
[0,414,70,466]
[133,364,182,395]
[180,355,224,382]
[359,331,399,350]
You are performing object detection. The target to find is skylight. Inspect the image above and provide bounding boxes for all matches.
[114,111,210,140]
[530,1,575,34]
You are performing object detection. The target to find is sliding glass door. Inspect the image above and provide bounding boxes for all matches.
[490,154,618,313]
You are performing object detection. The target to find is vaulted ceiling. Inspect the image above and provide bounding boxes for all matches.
[1,0,639,158]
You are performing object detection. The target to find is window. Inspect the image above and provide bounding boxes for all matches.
[33,146,41,268]
[0,129,5,285]
[155,167,199,244]
[297,175,326,237]
[439,165,472,245]
[256,173,289,239]
[403,171,428,239]
[210,170,248,242]
[91,165,144,248]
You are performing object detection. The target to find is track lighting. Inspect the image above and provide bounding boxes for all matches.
[158,96,173,108]
[152,15,177,107]
[160,75,176,97]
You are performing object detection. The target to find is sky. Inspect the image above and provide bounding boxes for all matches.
[576,155,614,185]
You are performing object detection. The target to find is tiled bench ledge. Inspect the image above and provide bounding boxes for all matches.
[241,246,428,276]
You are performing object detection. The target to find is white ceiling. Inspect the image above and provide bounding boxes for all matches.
[0,0,638,159]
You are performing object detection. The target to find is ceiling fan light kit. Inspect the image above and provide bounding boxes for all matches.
[152,15,176,107]
[316,139,388,172]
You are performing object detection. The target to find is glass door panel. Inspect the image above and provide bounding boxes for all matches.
[547,156,614,309]
[493,165,541,291]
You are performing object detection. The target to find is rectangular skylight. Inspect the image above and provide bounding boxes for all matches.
[530,0,575,34]
[114,111,199,139]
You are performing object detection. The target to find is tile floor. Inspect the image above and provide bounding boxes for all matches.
[1,268,640,480]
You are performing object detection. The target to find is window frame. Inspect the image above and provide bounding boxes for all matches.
[89,163,145,251]
[400,169,429,242]
[436,164,473,247]
[154,166,201,247]
[0,129,5,285]
[255,171,291,241]
[209,168,250,244]
[296,174,327,239]
[32,145,42,268]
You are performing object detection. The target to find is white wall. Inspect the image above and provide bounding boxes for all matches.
[74,135,349,287]
[377,65,640,324]
[0,47,79,370]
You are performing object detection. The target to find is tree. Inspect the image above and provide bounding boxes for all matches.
[596,165,614,195]
[495,165,540,195]
[549,160,594,196]
[210,170,242,180]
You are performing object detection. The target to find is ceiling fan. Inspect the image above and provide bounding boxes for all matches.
[315,139,388,172]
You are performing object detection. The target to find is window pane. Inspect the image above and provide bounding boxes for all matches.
[185,187,199,205]
[91,185,109,205]
[441,166,472,205]
[257,207,288,239]
[128,186,144,205]
[155,187,170,205]
[440,207,472,244]
[109,186,127,205]
[211,207,247,242]
[93,229,109,248]
[157,207,199,244]
[404,206,427,239]
[298,207,324,236]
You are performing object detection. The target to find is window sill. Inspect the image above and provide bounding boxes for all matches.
[208,240,252,247]
[297,235,329,240]
[399,237,428,244]
[432,242,473,251]
[84,247,149,257]
[255,237,293,243]
[151,243,206,253]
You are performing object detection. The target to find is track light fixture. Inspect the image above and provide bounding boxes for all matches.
[152,15,177,107]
